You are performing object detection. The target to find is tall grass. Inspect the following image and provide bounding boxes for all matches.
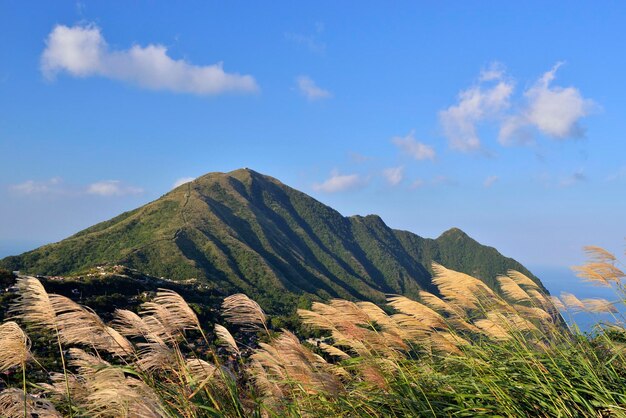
[1,245,625,417]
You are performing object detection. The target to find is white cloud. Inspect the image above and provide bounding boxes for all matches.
[382,166,404,186]
[87,180,143,196]
[10,178,63,195]
[313,170,362,193]
[172,177,195,189]
[483,175,499,188]
[439,67,514,152]
[499,63,595,144]
[285,33,326,54]
[392,131,436,160]
[479,62,506,82]
[41,24,258,95]
[296,76,331,100]
[285,22,326,54]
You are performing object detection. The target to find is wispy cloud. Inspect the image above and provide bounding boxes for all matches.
[313,170,363,193]
[382,166,404,186]
[439,65,514,152]
[392,131,436,160]
[9,177,144,197]
[172,177,195,189]
[499,63,596,145]
[285,22,326,54]
[86,180,144,196]
[296,76,331,100]
[483,175,499,188]
[41,24,258,95]
[10,178,64,195]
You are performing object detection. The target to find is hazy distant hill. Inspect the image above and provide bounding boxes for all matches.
[0,168,543,313]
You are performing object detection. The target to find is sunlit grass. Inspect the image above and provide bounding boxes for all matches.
[1,245,626,417]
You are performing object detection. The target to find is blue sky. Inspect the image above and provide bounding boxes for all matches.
[1,2,626,273]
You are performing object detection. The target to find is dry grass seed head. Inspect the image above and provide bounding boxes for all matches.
[584,245,617,263]
[318,342,351,360]
[186,358,218,386]
[214,324,240,355]
[251,330,342,396]
[141,289,201,335]
[582,298,618,313]
[112,309,166,346]
[549,296,566,311]
[418,291,468,319]
[8,276,56,331]
[572,263,625,287]
[497,276,531,304]
[0,321,31,371]
[474,318,511,341]
[428,331,468,355]
[221,293,267,331]
[40,371,87,402]
[82,367,166,418]
[561,292,586,312]
[507,270,540,290]
[0,388,61,418]
[135,340,179,373]
[431,263,501,310]
[387,295,448,329]
[49,294,132,356]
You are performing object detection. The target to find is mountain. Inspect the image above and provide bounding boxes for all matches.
[0,169,544,314]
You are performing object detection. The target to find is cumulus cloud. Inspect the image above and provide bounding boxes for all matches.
[86,180,143,196]
[10,178,63,195]
[382,166,404,186]
[499,63,596,145]
[172,177,195,189]
[313,170,363,193]
[483,175,499,188]
[41,24,258,95]
[392,131,436,160]
[296,76,332,100]
[439,67,514,152]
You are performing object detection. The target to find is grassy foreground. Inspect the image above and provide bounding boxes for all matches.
[0,246,625,417]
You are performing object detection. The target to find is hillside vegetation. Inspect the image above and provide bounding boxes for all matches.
[0,246,623,417]
[0,169,542,313]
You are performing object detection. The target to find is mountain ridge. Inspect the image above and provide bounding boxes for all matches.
[0,168,545,313]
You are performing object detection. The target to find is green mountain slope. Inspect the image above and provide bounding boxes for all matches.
[0,169,544,313]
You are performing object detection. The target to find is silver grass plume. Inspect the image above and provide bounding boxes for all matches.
[221,293,268,332]
[214,324,240,355]
[0,389,61,418]
[0,321,31,372]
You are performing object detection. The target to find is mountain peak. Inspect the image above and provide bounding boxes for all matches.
[439,227,470,239]
[0,169,545,313]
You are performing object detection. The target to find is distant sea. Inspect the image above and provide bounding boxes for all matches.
[532,265,625,333]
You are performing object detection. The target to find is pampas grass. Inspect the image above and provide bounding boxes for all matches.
[4,245,626,417]
[221,293,268,333]
[0,321,31,372]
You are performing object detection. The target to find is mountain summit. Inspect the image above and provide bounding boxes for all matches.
[0,168,543,313]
